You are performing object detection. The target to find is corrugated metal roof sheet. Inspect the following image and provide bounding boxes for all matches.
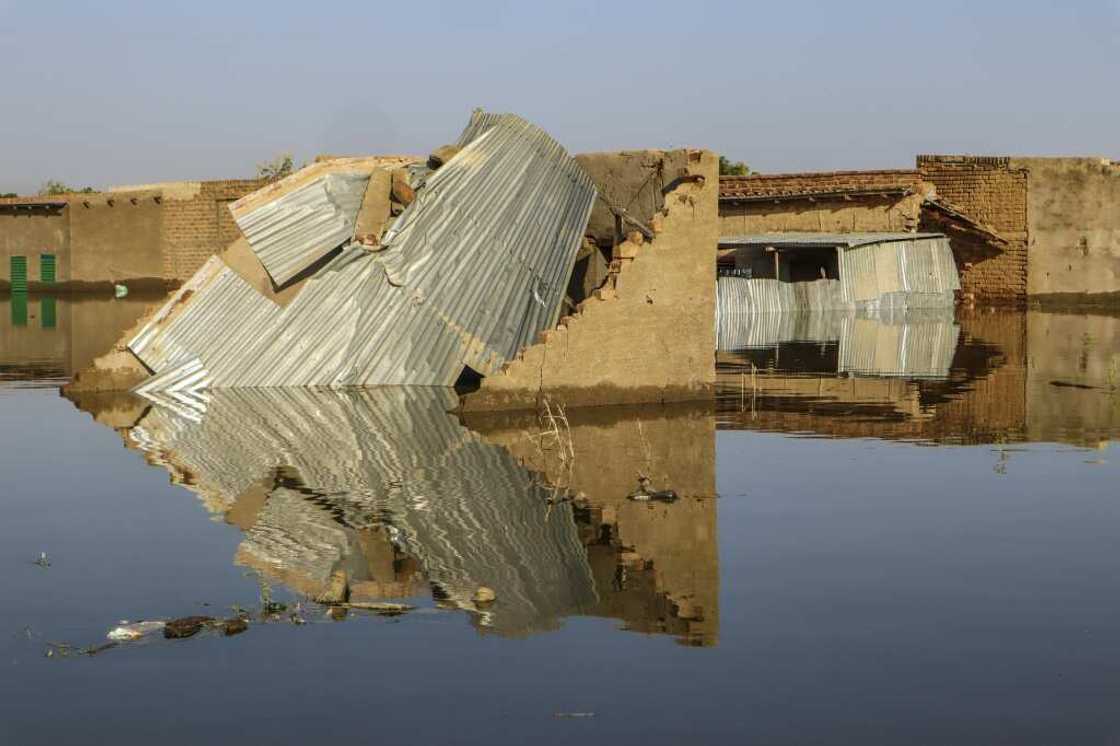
[129,111,597,391]
[233,171,370,286]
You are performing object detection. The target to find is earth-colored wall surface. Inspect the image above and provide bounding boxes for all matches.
[0,208,68,286]
[575,150,696,245]
[719,193,923,236]
[67,194,164,285]
[1010,158,1120,298]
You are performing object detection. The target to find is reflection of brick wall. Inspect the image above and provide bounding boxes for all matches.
[162,180,265,281]
[917,156,1028,302]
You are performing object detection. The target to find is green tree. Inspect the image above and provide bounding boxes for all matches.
[36,181,95,196]
[256,153,295,181]
[719,155,751,176]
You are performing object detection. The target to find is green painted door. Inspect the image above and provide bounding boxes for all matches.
[10,256,27,292]
[40,254,56,283]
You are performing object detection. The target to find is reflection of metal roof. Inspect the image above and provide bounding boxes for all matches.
[125,386,599,637]
[128,111,596,391]
[715,303,960,380]
[720,232,947,249]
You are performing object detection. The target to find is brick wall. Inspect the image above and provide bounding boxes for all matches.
[720,170,926,200]
[917,156,1029,302]
[162,179,265,280]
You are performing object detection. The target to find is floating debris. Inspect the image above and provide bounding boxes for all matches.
[107,620,166,641]
[221,618,249,636]
[341,602,415,616]
[163,616,214,639]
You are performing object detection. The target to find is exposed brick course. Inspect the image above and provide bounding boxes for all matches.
[917,155,1029,303]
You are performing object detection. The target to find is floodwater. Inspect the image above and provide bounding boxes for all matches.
[1,295,1119,745]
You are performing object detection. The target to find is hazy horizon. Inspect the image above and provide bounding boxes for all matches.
[2,0,1118,194]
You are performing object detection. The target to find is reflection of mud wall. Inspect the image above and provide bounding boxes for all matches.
[719,311,1029,444]
[0,295,155,376]
[1026,311,1120,443]
[469,403,719,645]
[1010,158,1120,299]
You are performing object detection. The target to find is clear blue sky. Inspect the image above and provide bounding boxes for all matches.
[1,0,1117,193]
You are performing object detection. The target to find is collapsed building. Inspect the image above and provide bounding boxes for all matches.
[67,110,720,409]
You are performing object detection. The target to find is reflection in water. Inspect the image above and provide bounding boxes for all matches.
[718,307,960,379]
[0,293,157,383]
[718,309,1120,447]
[69,387,720,645]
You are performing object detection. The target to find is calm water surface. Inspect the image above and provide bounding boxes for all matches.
[1,297,1119,745]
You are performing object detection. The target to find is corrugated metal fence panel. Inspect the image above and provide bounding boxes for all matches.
[233,172,371,287]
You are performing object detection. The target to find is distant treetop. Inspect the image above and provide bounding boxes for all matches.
[37,180,96,196]
[719,156,751,177]
[256,153,295,182]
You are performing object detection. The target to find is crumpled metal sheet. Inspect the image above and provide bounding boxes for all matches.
[128,111,596,391]
[232,171,370,287]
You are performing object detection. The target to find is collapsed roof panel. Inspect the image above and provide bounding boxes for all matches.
[232,171,370,287]
[380,111,598,374]
[127,111,596,392]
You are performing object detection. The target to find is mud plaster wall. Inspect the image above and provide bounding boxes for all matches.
[918,156,1029,302]
[467,150,719,410]
[575,150,696,245]
[0,209,68,284]
[718,194,923,236]
[68,197,164,284]
[1009,158,1120,297]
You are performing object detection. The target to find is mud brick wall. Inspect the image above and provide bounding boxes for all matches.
[465,150,719,410]
[917,156,1029,303]
[162,179,265,281]
[719,170,928,236]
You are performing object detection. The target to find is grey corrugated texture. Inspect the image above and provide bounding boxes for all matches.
[129,111,596,391]
[234,172,370,287]
[125,386,599,636]
[837,310,959,379]
[837,235,959,309]
[379,111,597,375]
[716,235,959,333]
